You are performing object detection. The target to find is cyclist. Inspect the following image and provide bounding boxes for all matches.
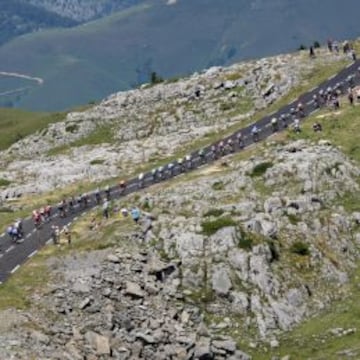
[95,188,101,204]
[198,149,206,164]
[251,125,260,142]
[271,117,278,132]
[138,173,144,188]
[105,185,111,200]
[236,132,244,148]
[119,180,127,193]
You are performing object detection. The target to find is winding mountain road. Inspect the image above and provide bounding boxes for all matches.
[0,59,359,284]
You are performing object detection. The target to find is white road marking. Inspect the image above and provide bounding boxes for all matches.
[328,74,337,80]
[26,234,31,239]
[74,217,78,221]
[46,239,52,245]
[0,233,5,238]
[306,100,313,105]
[67,222,72,226]
[28,250,38,258]
[31,229,36,234]
[309,109,317,115]
[5,245,15,253]
[10,265,20,274]
[0,254,3,259]
[309,86,317,92]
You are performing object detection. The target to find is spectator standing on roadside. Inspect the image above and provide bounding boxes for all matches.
[131,207,141,224]
[63,226,71,245]
[103,199,109,219]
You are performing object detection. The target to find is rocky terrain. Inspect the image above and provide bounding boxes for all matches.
[1,138,360,359]
[0,49,348,201]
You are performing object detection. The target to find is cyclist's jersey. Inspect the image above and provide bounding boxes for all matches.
[271,118,277,124]
[138,173,144,180]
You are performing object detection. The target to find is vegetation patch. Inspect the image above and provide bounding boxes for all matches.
[250,162,273,177]
[0,178,11,187]
[290,241,310,256]
[65,124,79,133]
[203,208,225,217]
[212,181,225,191]
[0,109,65,151]
[286,213,301,225]
[201,216,237,236]
[90,159,105,165]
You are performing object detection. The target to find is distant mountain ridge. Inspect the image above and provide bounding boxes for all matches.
[28,0,144,22]
[0,0,144,46]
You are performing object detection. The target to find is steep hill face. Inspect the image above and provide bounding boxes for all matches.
[0,0,360,110]
[0,0,76,45]
[0,48,344,200]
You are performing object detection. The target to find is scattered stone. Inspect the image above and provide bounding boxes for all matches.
[124,281,144,298]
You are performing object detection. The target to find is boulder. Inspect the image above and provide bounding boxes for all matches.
[85,331,111,355]
[124,281,144,298]
[212,267,232,296]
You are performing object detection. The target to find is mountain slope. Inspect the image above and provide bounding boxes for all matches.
[0,0,77,45]
[0,0,360,111]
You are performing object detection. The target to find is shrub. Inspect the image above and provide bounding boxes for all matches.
[290,241,310,256]
[65,124,79,133]
[250,162,273,177]
[313,41,321,48]
[201,217,237,236]
[212,181,225,191]
[0,178,11,187]
[90,159,105,165]
[298,44,307,50]
[238,237,253,250]
[150,71,163,84]
[287,213,300,225]
[203,208,225,217]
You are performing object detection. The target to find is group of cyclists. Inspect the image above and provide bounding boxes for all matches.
[3,58,360,246]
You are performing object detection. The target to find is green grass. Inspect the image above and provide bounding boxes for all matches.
[290,241,310,256]
[250,266,360,360]
[0,178,11,186]
[89,159,106,165]
[287,103,360,163]
[0,252,49,310]
[201,216,237,236]
[0,108,65,151]
[250,161,273,177]
[203,208,225,217]
[48,125,114,155]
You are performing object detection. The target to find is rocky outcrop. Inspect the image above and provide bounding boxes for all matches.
[131,140,360,340]
[0,249,251,360]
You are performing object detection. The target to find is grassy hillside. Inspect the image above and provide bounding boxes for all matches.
[0,108,66,151]
[1,0,360,111]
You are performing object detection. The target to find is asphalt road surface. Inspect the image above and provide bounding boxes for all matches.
[0,59,359,284]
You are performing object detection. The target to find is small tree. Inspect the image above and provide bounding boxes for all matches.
[298,44,307,51]
[313,41,321,49]
[150,71,163,84]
